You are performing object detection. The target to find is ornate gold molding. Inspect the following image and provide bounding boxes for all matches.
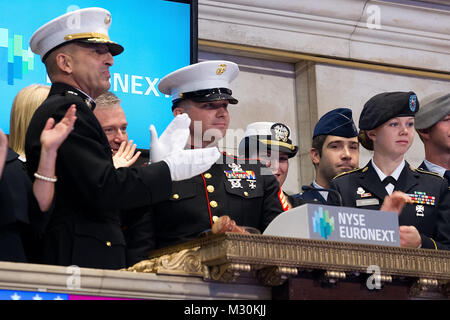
[126,247,206,277]
[125,233,450,296]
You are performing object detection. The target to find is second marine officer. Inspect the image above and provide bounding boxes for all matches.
[148,60,288,249]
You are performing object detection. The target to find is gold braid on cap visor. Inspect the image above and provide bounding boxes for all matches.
[259,139,296,151]
[64,32,110,41]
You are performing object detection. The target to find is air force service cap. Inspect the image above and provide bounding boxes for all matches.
[158,60,239,107]
[415,92,450,130]
[313,108,358,138]
[30,7,124,61]
[359,91,418,130]
[239,122,298,158]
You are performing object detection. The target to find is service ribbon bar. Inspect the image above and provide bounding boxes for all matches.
[407,191,435,206]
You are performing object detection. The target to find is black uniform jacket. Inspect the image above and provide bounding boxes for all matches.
[148,153,287,249]
[328,161,450,250]
[286,191,307,208]
[25,83,172,269]
[289,184,327,206]
[0,149,39,262]
[418,161,429,172]
[1,149,32,227]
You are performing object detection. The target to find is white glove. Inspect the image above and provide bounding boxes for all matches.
[149,113,190,163]
[163,147,221,181]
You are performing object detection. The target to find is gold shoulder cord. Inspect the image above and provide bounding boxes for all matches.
[333,167,362,180]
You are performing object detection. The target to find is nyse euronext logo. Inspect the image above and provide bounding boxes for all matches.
[0,28,35,85]
[312,207,335,240]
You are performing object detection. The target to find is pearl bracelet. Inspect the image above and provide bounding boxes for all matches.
[34,172,57,183]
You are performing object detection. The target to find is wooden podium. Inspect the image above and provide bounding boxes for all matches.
[127,232,450,300]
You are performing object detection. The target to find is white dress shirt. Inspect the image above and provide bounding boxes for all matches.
[371,159,405,195]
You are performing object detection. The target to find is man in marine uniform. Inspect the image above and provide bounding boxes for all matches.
[292,108,359,205]
[415,92,450,183]
[147,60,288,249]
[25,8,219,269]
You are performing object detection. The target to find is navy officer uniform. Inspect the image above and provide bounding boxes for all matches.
[238,121,300,209]
[147,61,288,249]
[25,8,174,269]
[292,108,359,205]
[329,92,450,250]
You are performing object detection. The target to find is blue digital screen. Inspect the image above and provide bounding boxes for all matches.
[0,0,193,148]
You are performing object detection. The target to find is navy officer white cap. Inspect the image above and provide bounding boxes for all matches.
[244,122,276,137]
[239,122,298,158]
[30,7,124,61]
[158,60,239,105]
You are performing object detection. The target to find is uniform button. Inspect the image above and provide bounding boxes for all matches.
[106,241,112,247]
[210,201,218,208]
[244,191,249,197]
[204,173,212,179]
[172,194,180,200]
[207,185,215,193]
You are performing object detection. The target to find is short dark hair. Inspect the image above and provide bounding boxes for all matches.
[311,135,327,157]
[172,99,192,111]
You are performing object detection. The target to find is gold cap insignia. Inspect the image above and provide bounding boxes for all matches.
[216,64,227,75]
[271,124,290,142]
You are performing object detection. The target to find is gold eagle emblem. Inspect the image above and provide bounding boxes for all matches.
[216,64,227,75]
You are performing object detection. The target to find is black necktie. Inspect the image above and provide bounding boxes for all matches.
[382,176,397,187]
[444,170,450,185]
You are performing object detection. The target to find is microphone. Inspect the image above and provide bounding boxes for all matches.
[301,185,343,207]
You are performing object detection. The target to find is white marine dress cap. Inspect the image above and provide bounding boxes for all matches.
[30,7,124,61]
[158,60,239,104]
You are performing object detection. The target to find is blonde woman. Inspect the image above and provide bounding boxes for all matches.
[1,106,76,262]
[9,84,50,161]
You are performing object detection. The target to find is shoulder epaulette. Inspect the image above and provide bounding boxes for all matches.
[414,167,444,179]
[332,167,362,180]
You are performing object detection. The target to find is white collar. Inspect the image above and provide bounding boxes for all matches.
[424,159,446,177]
[312,180,329,201]
[371,159,405,181]
[77,87,94,102]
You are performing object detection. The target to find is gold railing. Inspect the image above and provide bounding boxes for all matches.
[125,233,450,296]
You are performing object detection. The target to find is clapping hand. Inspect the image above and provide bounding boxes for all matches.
[40,104,77,152]
[149,114,221,181]
[211,215,249,234]
[380,191,412,214]
[149,113,190,163]
[113,140,141,168]
[380,191,421,248]
[33,105,77,212]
